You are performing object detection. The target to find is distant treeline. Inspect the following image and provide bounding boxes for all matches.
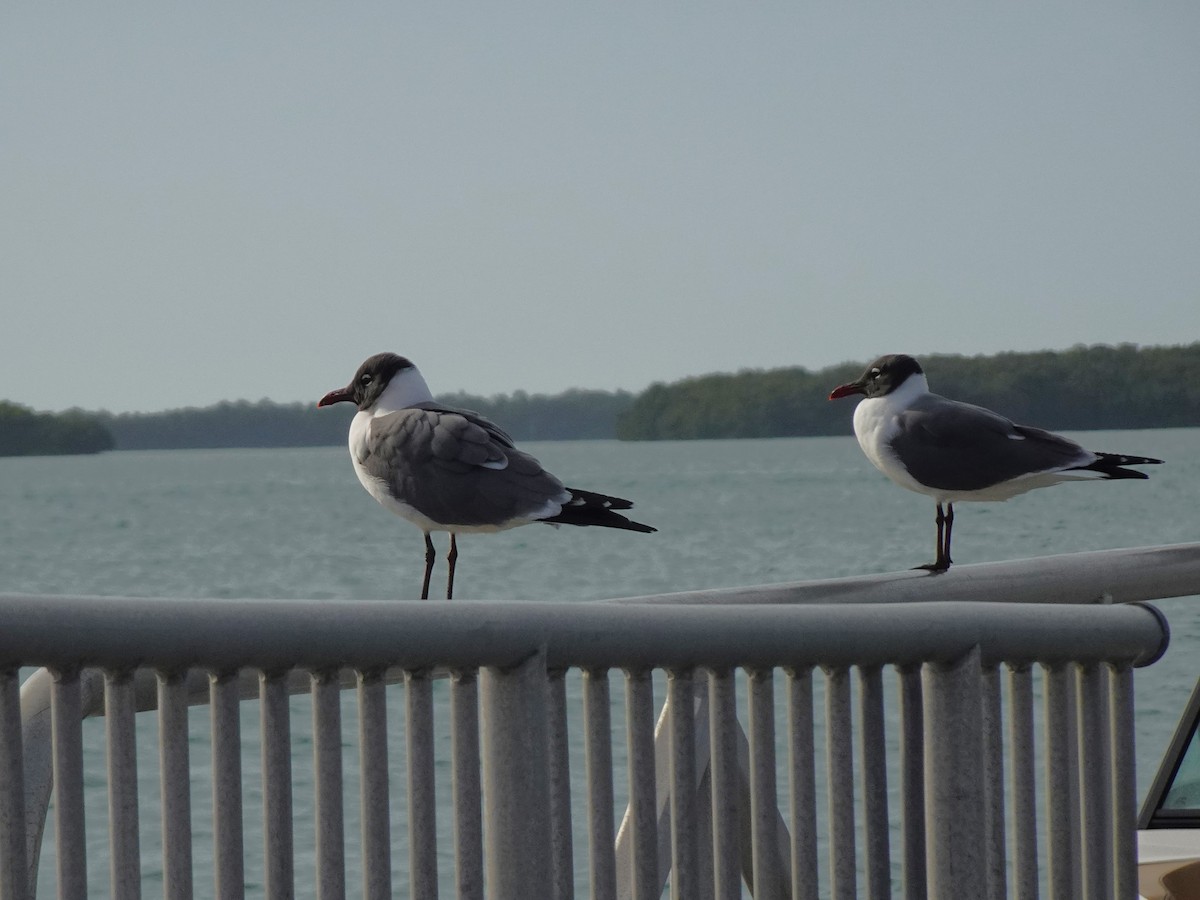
[0,402,114,456]
[4,343,1198,455]
[434,389,636,441]
[94,388,636,451]
[97,400,354,451]
[616,343,1200,440]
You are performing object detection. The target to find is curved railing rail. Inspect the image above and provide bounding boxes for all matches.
[610,541,1200,606]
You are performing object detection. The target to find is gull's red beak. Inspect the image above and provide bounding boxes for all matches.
[828,381,867,401]
[317,386,354,408]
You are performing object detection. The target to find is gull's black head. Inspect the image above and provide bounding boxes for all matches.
[317,352,416,411]
[828,354,924,400]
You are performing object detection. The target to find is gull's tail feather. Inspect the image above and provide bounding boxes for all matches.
[542,487,657,533]
[1072,452,1164,480]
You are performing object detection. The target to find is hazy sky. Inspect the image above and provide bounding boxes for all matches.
[4,4,1198,413]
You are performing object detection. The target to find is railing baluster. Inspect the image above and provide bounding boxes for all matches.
[407,669,437,900]
[1066,664,1083,895]
[1007,664,1039,900]
[451,670,482,900]
[1110,663,1138,900]
[50,668,87,899]
[824,665,856,900]
[0,668,29,900]
[981,665,1006,900]
[1078,663,1113,899]
[625,668,658,900]
[106,669,141,900]
[667,668,697,900]
[897,664,926,900]
[692,677,716,900]
[548,669,575,900]
[858,665,890,900]
[159,670,194,900]
[261,670,294,900]
[312,670,346,900]
[747,668,781,900]
[924,647,986,899]
[1044,663,1079,900]
[583,669,617,900]
[358,669,392,900]
[211,670,245,900]
[786,668,818,900]
[708,668,741,900]
[481,649,552,900]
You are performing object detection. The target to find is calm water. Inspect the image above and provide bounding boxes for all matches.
[3,431,1199,895]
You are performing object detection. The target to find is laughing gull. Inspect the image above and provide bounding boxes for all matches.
[828,353,1163,572]
[318,352,656,599]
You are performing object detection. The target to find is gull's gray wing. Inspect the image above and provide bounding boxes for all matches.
[890,393,1092,492]
[357,404,568,527]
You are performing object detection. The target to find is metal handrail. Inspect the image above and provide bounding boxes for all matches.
[0,596,1171,672]
[611,541,1200,606]
[3,543,1199,900]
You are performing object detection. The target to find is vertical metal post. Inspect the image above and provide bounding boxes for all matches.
[451,670,482,900]
[1078,663,1113,899]
[858,665,891,899]
[787,668,818,900]
[693,715,716,900]
[747,668,781,900]
[668,669,697,900]
[106,669,141,900]
[406,670,438,900]
[824,665,856,900]
[1007,664,1038,900]
[924,646,985,900]
[0,668,29,900]
[1045,664,1080,900]
[897,664,926,900]
[261,671,294,900]
[583,669,617,900]
[312,671,345,900]
[481,648,553,900]
[51,669,87,900]
[1110,664,1138,900]
[981,665,1006,900]
[624,668,658,900]
[1066,664,1083,893]
[211,670,245,900]
[709,668,741,900]
[548,669,576,900]
[159,670,194,900]
[358,670,391,900]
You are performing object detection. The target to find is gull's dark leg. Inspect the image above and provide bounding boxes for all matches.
[420,533,435,600]
[915,502,952,573]
[934,503,946,567]
[446,533,459,600]
[943,503,955,568]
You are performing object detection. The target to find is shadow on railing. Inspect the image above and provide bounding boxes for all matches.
[2,542,1198,900]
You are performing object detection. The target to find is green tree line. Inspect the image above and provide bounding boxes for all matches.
[92,388,636,450]
[435,389,635,441]
[5,343,1198,454]
[96,400,354,450]
[0,402,115,456]
[616,343,1200,440]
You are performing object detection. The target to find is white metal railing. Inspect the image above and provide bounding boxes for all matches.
[2,542,1198,900]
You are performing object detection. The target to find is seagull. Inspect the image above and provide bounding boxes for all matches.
[828,353,1163,572]
[318,352,656,599]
